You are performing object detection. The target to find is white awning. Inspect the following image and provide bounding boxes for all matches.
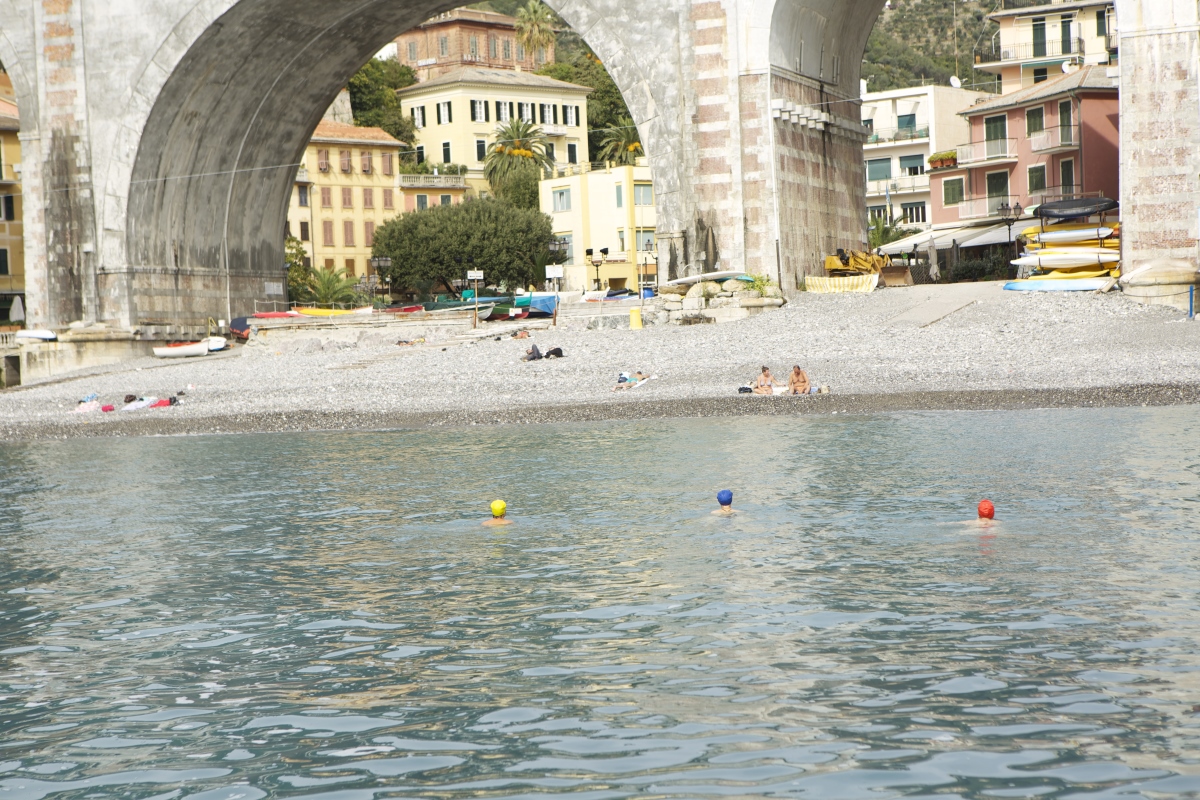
[878,222,1021,255]
[956,223,1019,248]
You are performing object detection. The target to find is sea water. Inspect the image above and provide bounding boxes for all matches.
[1,406,1199,800]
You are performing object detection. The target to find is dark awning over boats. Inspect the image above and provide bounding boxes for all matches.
[1034,197,1118,220]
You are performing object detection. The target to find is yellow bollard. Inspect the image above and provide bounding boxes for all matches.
[629,307,643,330]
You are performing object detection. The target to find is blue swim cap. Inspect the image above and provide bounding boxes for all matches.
[717,489,733,506]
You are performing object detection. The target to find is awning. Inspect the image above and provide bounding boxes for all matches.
[878,222,1022,255]
[955,223,1016,248]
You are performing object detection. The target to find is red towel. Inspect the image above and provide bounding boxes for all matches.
[150,399,172,408]
[102,405,115,412]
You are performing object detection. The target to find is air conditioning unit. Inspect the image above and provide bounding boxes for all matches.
[1000,48,1015,60]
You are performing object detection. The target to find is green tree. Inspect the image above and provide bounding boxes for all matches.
[373,198,554,292]
[514,0,556,63]
[536,58,632,156]
[348,58,418,143]
[597,115,642,164]
[868,216,918,250]
[862,0,999,93]
[484,118,551,200]
[309,266,361,306]
[284,236,313,301]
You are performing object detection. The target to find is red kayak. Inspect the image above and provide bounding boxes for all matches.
[254,311,302,319]
[383,305,424,314]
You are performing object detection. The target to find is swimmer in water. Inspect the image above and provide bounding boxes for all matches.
[483,499,514,527]
[711,489,738,516]
[951,499,999,528]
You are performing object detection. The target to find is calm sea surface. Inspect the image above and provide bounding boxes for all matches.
[2,407,1200,800]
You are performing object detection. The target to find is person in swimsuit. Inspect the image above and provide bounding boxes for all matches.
[613,371,649,391]
[752,366,781,395]
[483,499,514,527]
[787,365,812,395]
[711,489,738,516]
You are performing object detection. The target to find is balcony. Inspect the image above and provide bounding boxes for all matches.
[957,195,1016,220]
[866,173,930,196]
[1027,186,1101,207]
[975,37,1085,66]
[1029,125,1079,153]
[541,123,569,137]
[864,126,930,146]
[1105,31,1118,52]
[397,174,467,188]
[957,138,1018,165]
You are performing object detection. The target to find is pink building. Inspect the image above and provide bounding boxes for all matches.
[930,65,1117,228]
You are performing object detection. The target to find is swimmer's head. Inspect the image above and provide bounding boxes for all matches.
[717,489,733,508]
[491,499,507,518]
[978,499,995,520]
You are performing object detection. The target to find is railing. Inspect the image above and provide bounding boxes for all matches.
[542,124,569,136]
[1027,187,1101,206]
[544,158,649,179]
[397,174,467,188]
[864,126,930,145]
[1105,31,1118,52]
[295,167,309,183]
[957,138,1017,164]
[958,195,1015,220]
[975,37,1085,65]
[0,332,15,349]
[1000,0,1080,8]
[1030,125,1079,152]
[866,173,930,195]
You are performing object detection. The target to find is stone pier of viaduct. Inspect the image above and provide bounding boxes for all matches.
[0,0,1194,349]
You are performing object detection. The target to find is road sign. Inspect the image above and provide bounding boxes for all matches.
[545,265,564,279]
[467,269,484,281]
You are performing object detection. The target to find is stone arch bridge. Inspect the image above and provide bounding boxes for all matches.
[0,0,1192,343]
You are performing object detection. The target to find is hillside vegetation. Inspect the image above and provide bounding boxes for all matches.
[863,0,1000,93]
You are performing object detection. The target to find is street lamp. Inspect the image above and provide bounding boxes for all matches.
[588,247,608,290]
[997,201,1023,261]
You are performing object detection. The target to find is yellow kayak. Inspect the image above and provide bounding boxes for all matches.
[1028,268,1116,280]
[295,307,373,317]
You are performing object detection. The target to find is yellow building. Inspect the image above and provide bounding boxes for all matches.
[397,66,591,196]
[973,1,1115,94]
[287,120,466,279]
[0,82,22,325]
[539,161,657,292]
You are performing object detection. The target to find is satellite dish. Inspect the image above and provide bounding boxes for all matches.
[950,75,962,88]
[1062,61,1072,73]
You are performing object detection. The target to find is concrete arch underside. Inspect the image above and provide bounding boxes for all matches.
[121,0,680,329]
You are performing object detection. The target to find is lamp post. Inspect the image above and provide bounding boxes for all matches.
[997,201,1023,263]
[588,247,609,291]
[548,237,567,325]
[369,256,391,304]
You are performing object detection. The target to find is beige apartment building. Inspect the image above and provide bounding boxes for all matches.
[394,8,553,82]
[398,66,591,196]
[0,76,22,325]
[973,0,1116,94]
[287,120,467,279]
[539,161,657,292]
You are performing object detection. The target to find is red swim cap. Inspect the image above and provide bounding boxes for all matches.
[978,499,995,519]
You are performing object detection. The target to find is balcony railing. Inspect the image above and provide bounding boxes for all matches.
[866,173,930,195]
[864,126,930,145]
[958,195,1015,220]
[1027,187,1101,207]
[975,37,1085,65]
[999,0,1082,9]
[1029,125,1079,152]
[957,138,1017,164]
[1105,31,1118,52]
[397,174,467,188]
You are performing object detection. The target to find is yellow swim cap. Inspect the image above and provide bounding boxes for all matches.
[490,499,507,517]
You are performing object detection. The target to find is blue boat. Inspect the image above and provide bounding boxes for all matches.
[1003,278,1111,292]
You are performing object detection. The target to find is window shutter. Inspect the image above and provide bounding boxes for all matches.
[539,104,545,124]
[446,102,452,123]
[509,102,515,121]
[469,101,475,122]
[495,100,502,121]
[485,101,490,122]
[553,105,559,124]
[436,104,442,125]
[575,106,581,127]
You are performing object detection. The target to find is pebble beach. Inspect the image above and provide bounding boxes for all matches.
[2,284,1199,441]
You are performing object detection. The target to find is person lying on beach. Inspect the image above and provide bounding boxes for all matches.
[752,366,781,395]
[483,499,514,527]
[787,365,813,395]
[613,371,649,391]
[711,489,739,516]
[523,344,543,361]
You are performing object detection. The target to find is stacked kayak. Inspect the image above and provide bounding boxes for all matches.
[1005,221,1120,292]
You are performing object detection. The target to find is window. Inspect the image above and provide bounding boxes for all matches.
[343,220,355,247]
[1096,9,1107,36]
[616,185,623,208]
[942,177,964,206]
[1033,67,1048,83]
[564,105,577,126]
[440,195,452,206]
[361,151,373,173]
[986,171,1010,214]
[863,118,873,132]
[416,145,425,164]
[322,220,335,246]
[408,41,418,61]
[299,220,310,241]
[363,187,374,208]
[637,229,656,252]
[489,36,497,58]
[901,202,926,224]
[340,149,352,172]
[321,187,332,208]
[345,259,355,277]
[517,44,525,61]
[867,205,888,221]
[442,142,451,163]
[298,185,309,207]
[382,153,394,175]
[365,221,375,246]
[1060,158,1075,194]
[2,196,12,222]
[383,188,394,210]
[476,139,487,162]
[897,113,916,131]
[417,194,428,211]
[436,101,452,124]
[324,258,335,270]
[0,248,8,275]
[342,187,353,208]
[899,155,924,176]
[559,233,573,260]
[302,256,311,269]
[1026,107,1045,135]
[1028,164,1047,193]
[545,143,556,162]
[984,114,1009,158]
[471,99,490,122]
[412,106,426,128]
[567,143,578,164]
[866,157,892,181]
[495,101,512,123]
[438,36,448,57]
[618,229,626,253]
[1032,17,1047,57]
[469,36,478,58]
[519,102,535,123]
[539,103,557,124]
[634,183,654,206]
[317,149,330,172]
[503,39,512,60]
[1059,99,1073,133]
[553,188,571,212]
[536,46,546,64]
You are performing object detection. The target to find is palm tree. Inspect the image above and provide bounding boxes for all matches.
[308,266,360,306]
[484,118,552,198]
[515,1,556,63]
[598,116,643,165]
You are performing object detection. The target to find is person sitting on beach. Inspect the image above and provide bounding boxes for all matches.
[613,371,649,391]
[711,489,739,516]
[483,499,514,527]
[752,366,781,395]
[787,365,813,395]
